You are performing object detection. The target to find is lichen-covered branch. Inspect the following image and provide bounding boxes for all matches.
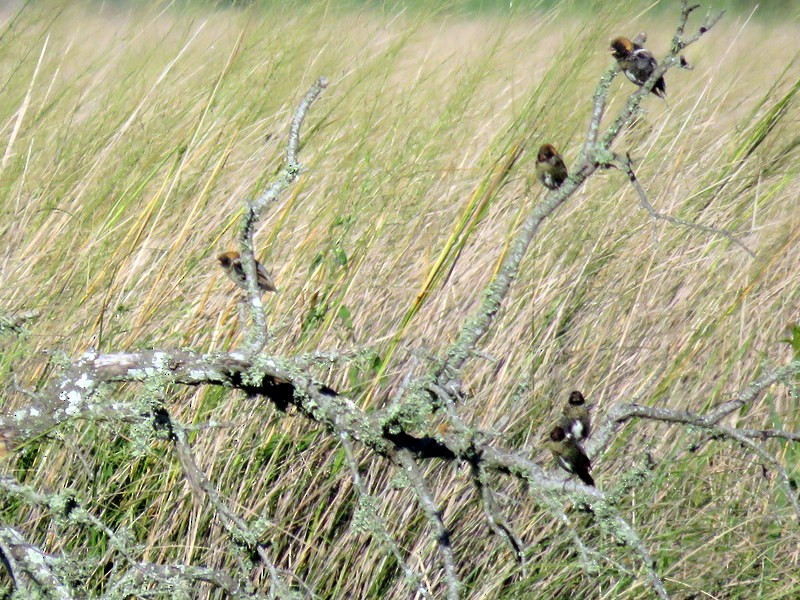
[424,2,727,401]
[395,450,460,600]
[0,309,40,337]
[589,359,800,457]
[171,424,295,597]
[1,348,664,595]
[237,77,328,354]
[104,563,264,600]
[0,474,265,599]
[432,171,595,390]
[339,432,433,599]
[0,526,74,599]
[470,462,524,564]
[586,360,800,522]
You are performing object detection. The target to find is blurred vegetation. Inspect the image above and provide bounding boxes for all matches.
[88,0,800,20]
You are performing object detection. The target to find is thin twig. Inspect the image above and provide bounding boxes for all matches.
[339,432,432,599]
[395,450,460,600]
[470,462,525,565]
[705,360,800,423]
[618,152,755,257]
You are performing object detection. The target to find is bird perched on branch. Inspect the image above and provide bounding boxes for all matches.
[559,390,591,442]
[535,144,568,191]
[546,425,594,486]
[217,250,277,294]
[610,36,666,99]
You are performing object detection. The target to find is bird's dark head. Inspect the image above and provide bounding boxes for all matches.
[568,391,585,406]
[610,36,634,58]
[217,251,240,268]
[537,144,559,163]
[549,426,567,442]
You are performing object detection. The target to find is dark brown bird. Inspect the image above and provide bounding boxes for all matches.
[546,425,594,486]
[535,144,568,191]
[559,390,591,442]
[217,250,277,294]
[610,36,666,99]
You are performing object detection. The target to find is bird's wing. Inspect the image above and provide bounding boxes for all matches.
[632,49,658,80]
[556,455,574,474]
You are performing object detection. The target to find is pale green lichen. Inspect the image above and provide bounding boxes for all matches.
[126,368,150,380]
[63,390,84,415]
[75,372,93,389]
[24,545,47,565]
[352,495,382,534]
[151,351,169,370]
[380,384,432,434]
[242,353,280,387]
[188,369,207,380]
[391,469,410,489]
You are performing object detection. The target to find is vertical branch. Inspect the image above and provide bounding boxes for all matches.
[432,173,594,390]
[338,432,432,599]
[238,77,328,354]
[469,462,524,564]
[171,424,295,597]
[395,450,460,600]
[579,65,618,161]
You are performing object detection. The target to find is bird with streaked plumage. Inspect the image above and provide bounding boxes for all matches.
[217,250,277,294]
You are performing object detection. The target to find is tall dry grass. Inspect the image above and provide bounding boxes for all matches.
[0,1,799,597]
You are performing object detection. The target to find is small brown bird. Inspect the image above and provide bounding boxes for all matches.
[610,36,666,99]
[535,144,568,191]
[546,425,594,486]
[559,390,591,442]
[217,250,277,294]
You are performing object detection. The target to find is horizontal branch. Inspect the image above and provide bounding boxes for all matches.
[3,349,604,499]
[0,526,73,599]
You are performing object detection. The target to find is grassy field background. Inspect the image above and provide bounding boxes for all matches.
[0,0,799,598]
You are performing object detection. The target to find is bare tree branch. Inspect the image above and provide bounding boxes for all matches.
[411,1,731,414]
[618,152,755,256]
[395,450,460,600]
[470,462,524,565]
[339,431,433,599]
[0,526,74,599]
[589,359,800,457]
[170,420,296,597]
[104,563,264,600]
[2,348,671,595]
[237,77,328,355]
[0,473,267,598]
